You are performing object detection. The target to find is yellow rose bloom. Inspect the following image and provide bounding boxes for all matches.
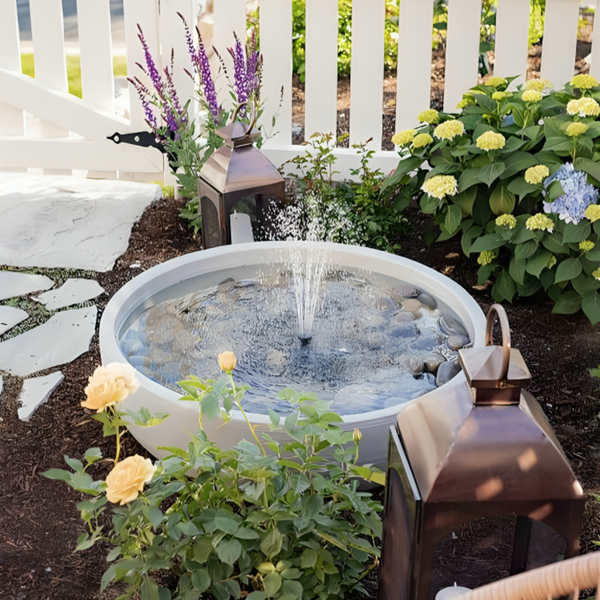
[476,131,506,151]
[81,363,139,412]
[546,255,557,269]
[421,175,458,199]
[413,133,433,148]
[487,77,506,88]
[525,79,553,93]
[418,109,440,124]
[492,91,507,101]
[434,120,465,141]
[477,251,496,266]
[593,268,600,281]
[567,97,600,117]
[105,455,156,505]
[392,129,416,146]
[218,351,237,373]
[524,165,550,185]
[526,213,554,233]
[353,428,363,444]
[566,122,589,137]
[522,90,542,103]
[495,214,517,229]
[580,240,595,253]
[585,204,600,222]
[571,74,598,89]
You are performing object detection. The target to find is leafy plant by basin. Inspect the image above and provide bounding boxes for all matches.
[385,74,600,323]
[43,357,383,600]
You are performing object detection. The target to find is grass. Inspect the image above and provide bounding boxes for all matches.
[20,53,128,99]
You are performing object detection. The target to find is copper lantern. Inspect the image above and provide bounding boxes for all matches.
[197,110,286,249]
[379,304,585,600]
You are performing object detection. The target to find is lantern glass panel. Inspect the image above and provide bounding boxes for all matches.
[231,195,258,234]
[200,195,221,249]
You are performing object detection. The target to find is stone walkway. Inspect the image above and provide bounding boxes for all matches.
[0,174,162,421]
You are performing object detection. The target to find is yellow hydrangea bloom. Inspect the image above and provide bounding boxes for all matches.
[476,131,506,151]
[422,175,458,199]
[418,109,440,124]
[477,251,497,266]
[434,120,465,141]
[522,90,542,103]
[492,91,507,101]
[524,165,550,185]
[546,255,557,269]
[571,74,598,89]
[413,133,433,148]
[392,129,416,146]
[567,97,600,117]
[585,204,600,222]
[526,213,554,233]
[495,214,517,229]
[524,79,553,93]
[593,268,600,281]
[456,98,474,109]
[487,77,506,88]
[580,240,595,253]
[566,122,589,137]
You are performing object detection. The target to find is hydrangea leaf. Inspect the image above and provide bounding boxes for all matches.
[555,258,582,283]
[492,270,516,303]
[552,290,582,314]
[509,257,526,286]
[514,239,539,261]
[582,291,600,324]
[478,162,506,187]
[562,221,591,244]
[526,250,553,278]
[470,233,505,253]
[489,184,516,216]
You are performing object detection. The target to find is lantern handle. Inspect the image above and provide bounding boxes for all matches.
[485,304,511,383]
[229,102,258,136]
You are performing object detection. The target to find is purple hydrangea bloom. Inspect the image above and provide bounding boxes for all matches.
[543,163,599,224]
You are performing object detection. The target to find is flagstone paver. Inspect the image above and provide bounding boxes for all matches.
[0,271,54,301]
[0,174,161,271]
[0,306,29,335]
[34,278,104,311]
[0,306,97,377]
[17,372,64,422]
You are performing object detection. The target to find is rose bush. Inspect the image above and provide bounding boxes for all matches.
[384,74,600,323]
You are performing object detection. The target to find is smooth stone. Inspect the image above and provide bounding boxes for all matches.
[0,306,29,335]
[389,324,418,339]
[394,285,420,298]
[436,360,462,387]
[423,352,446,373]
[0,174,160,271]
[0,306,97,377]
[417,291,437,309]
[34,278,104,310]
[402,299,423,313]
[407,356,424,377]
[393,311,416,323]
[17,371,64,422]
[448,334,470,350]
[440,314,468,337]
[0,271,54,301]
[374,295,397,311]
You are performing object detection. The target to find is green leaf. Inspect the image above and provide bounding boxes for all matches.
[498,152,539,180]
[191,569,211,593]
[217,538,242,565]
[257,562,276,574]
[562,221,591,244]
[64,455,84,473]
[461,224,483,256]
[420,194,440,215]
[552,290,582,314]
[212,582,231,600]
[261,528,283,558]
[317,532,348,551]
[235,527,260,540]
[101,565,117,592]
[470,233,506,252]
[492,270,516,302]
[301,548,317,569]
[542,231,570,255]
[444,204,463,235]
[543,136,574,153]
[489,184,516,216]
[84,447,103,464]
[526,250,553,278]
[263,572,282,597]
[281,580,303,600]
[478,162,506,187]
[268,409,280,427]
[143,507,163,530]
[506,176,539,199]
[380,156,424,195]
[141,577,160,600]
[574,156,600,182]
[547,180,565,202]
[200,394,220,421]
[514,239,539,261]
[582,291,600,324]
[509,257,526,286]
[214,516,240,536]
[555,258,582,283]
[247,593,267,600]
[281,568,302,580]
[457,168,482,192]
[451,187,477,216]
[42,468,73,482]
[193,537,214,564]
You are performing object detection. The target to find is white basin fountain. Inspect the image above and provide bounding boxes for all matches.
[100,242,486,469]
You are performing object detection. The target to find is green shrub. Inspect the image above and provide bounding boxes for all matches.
[384,74,600,323]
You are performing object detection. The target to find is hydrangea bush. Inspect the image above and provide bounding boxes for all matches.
[384,74,600,323]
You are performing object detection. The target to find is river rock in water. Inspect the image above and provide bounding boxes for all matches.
[417,291,437,309]
[436,360,462,386]
[423,352,446,373]
[439,314,468,337]
[394,285,420,298]
[402,299,423,313]
[448,334,470,350]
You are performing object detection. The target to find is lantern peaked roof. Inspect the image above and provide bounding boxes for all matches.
[460,345,531,389]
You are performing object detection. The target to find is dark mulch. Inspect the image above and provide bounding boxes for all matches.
[1,195,599,600]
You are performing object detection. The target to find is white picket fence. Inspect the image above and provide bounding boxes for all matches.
[0,0,594,180]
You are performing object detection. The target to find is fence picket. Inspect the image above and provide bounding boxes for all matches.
[541,0,579,88]
[77,0,115,112]
[213,0,246,111]
[349,0,385,149]
[0,0,25,139]
[259,0,292,146]
[304,0,338,139]
[591,5,600,80]
[444,0,482,112]
[396,0,434,131]
[124,0,160,130]
[494,0,529,87]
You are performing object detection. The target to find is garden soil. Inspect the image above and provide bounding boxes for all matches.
[1,195,599,600]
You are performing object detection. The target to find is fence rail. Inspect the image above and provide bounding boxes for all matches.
[0,0,590,180]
